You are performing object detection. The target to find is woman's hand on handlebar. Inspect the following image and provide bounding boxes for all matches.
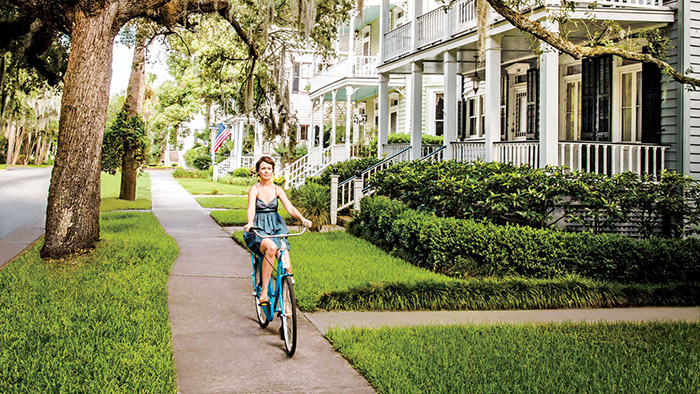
[301,219,312,228]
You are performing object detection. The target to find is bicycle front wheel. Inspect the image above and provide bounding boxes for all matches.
[280,276,297,357]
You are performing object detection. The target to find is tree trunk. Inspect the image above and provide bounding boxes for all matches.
[119,30,148,201]
[6,121,15,165]
[41,8,118,259]
[33,134,42,165]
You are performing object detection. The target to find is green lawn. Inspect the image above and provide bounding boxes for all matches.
[0,164,5,170]
[196,196,248,209]
[232,231,699,312]
[0,212,178,393]
[175,178,249,195]
[327,322,700,394]
[212,208,291,226]
[101,172,152,212]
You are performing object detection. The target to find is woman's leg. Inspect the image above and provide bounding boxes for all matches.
[259,239,277,303]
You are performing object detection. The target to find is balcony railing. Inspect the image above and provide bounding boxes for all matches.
[417,7,445,48]
[559,141,666,176]
[353,56,378,77]
[384,23,412,61]
[383,0,665,63]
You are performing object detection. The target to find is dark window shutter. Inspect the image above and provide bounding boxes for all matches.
[581,58,596,141]
[596,55,612,142]
[642,51,662,144]
[457,98,465,140]
[292,64,300,93]
[526,69,539,139]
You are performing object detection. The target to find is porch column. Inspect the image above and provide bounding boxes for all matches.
[484,35,502,162]
[320,96,325,148]
[310,99,316,149]
[348,13,356,76]
[379,0,390,63]
[331,89,338,147]
[378,72,390,157]
[411,0,423,51]
[410,62,423,160]
[346,86,355,159]
[237,122,244,167]
[539,21,560,167]
[443,51,457,160]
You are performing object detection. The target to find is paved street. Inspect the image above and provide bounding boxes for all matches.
[0,167,51,239]
[0,167,51,267]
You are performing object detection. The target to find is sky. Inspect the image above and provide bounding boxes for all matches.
[109,37,172,97]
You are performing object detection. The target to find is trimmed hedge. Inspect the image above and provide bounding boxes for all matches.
[351,196,700,284]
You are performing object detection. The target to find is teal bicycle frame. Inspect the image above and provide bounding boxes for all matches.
[247,226,306,356]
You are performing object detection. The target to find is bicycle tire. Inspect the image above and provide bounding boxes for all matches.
[254,257,269,328]
[280,275,297,357]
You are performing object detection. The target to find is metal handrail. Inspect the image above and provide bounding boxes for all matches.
[419,145,446,161]
[337,145,412,187]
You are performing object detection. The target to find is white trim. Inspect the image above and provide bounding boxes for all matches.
[613,62,643,143]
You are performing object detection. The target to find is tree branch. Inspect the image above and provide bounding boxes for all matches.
[486,0,700,88]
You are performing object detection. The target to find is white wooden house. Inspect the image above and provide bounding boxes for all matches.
[372,0,700,179]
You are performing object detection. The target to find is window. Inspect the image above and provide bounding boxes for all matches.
[479,95,485,137]
[374,101,379,128]
[468,97,477,136]
[390,94,399,134]
[564,80,582,141]
[292,62,312,93]
[620,67,643,142]
[292,63,300,93]
[300,125,308,140]
[435,93,444,136]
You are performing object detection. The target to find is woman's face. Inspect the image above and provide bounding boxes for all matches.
[258,162,274,180]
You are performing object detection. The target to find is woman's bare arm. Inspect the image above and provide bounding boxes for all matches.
[244,185,258,232]
[277,187,311,226]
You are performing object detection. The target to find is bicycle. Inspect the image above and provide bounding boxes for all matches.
[247,226,307,357]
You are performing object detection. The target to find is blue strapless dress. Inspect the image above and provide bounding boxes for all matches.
[243,196,290,257]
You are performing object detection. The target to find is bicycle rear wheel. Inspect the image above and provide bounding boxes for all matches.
[280,276,297,357]
[253,257,269,328]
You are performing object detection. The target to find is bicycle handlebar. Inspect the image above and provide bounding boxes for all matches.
[250,225,308,239]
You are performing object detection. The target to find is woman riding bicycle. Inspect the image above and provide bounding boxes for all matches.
[243,156,312,308]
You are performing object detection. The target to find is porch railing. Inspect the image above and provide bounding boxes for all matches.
[495,141,540,167]
[417,7,445,48]
[331,146,411,224]
[419,145,446,163]
[452,140,486,162]
[384,23,411,61]
[558,141,667,176]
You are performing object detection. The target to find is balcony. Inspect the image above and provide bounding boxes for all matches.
[383,0,667,62]
[310,55,379,95]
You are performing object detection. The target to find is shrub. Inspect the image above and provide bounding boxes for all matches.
[232,167,253,177]
[351,196,700,284]
[192,155,211,171]
[183,146,208,168]
[288,182,331,231]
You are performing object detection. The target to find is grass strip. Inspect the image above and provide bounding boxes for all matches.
[213,208,290,226]
[327,322,700,394]
[175,178,249,195]
[232,231,699,311]
[100,172,151,212]
[0,212,178,393]
[196,196,248,209]
[0,164,5,170]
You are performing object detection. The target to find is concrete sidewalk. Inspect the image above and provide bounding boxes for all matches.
[306,307,700,335]
[149,170,373,394]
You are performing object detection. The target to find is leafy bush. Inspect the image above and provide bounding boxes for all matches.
[192,155,211,171]
[232,167,253,177]
[371,160,700,237]
[288,182,331,231]
[101,109,150,174]
[184,146,208,168]
[351,196,700,284]
[216,175,257,186]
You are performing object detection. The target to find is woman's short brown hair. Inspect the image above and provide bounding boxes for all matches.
[255,156,275,173]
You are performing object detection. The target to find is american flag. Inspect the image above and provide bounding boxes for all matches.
[213,123,231,153]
